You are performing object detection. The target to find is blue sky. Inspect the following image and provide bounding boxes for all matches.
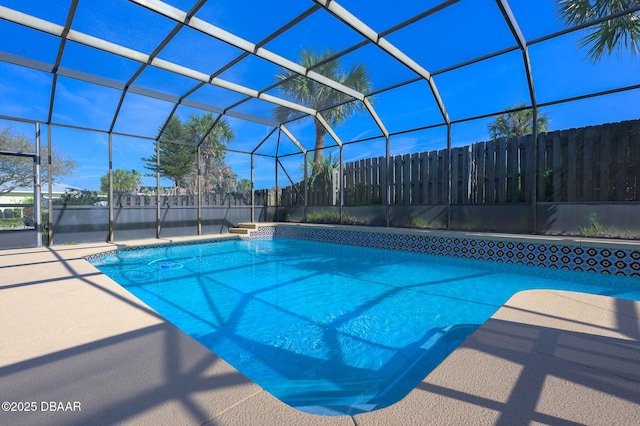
[0,0,638,191]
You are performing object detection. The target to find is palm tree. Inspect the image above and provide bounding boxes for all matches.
[274,48,372,172]
[556,0,640,62]
[142,114,236,194]
[488,104,550,139]
[185,113,234,176]
[183,113,236,193]
[307,152,339,190]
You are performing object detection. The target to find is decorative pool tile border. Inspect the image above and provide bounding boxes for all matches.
[244,225,640,277]
[84,235,240,262]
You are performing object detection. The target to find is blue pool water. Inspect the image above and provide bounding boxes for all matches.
[91,238,640,415]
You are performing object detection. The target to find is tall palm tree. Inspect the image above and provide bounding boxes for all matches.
[185,113,234,176]
[488,104,550,139]
[184,113,235,193]
[143,114,236,193]
[274,48,372,172]
[557,0,640,62]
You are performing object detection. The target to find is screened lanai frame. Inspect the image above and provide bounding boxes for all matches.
[0,0,639,246]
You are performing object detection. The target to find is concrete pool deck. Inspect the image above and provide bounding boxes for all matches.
[1,234,639,425]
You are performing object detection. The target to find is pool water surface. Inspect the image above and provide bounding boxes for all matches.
[90,238,640,415]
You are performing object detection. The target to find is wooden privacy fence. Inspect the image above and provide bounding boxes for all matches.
[470,119,640,203]
[277,119,640,206]
[536,120,640,202]
[278,174,339,207]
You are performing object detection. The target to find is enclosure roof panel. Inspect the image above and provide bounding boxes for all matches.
[384,0,517,73]
[508,0,566,41]
[337,0,447,34]
[0,0,637,161]
[194,0,311,42]
[72,0,176,55]
[0,19,60,65]
[50,76,123,130]
[0,61,53,122]
[0,0,70,26]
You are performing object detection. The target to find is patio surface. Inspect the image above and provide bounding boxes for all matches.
[1,234,639,425]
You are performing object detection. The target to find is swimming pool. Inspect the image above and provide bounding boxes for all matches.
[90,237,640,416]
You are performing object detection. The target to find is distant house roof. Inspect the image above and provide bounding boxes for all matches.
[1,182,80,195]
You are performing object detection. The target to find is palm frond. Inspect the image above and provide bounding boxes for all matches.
[274,47,373,163]
[557,0,640,62]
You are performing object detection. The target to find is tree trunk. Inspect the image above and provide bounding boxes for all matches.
[313,118,327,169]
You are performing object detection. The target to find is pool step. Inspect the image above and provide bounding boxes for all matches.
[238,223,258,230]
[229,223,258,235]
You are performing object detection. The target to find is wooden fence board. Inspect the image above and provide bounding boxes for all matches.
[519,136,531,202]
[496,138,506,203]
[419,152,428,203]
[391,156,402,204]
[373,157,378,202]
[462,146,471,203]
[630,122,640,200]
[615,122,629,201]
[474,141,485,203]
[411,153,419,204]
[365,157,372,202]
[402,154,411,204]
[552,132,562,201]
[451,148,459,203]
[583,126,595,201]
[599,125,611,201]
[428,151,438,203]
[358,159,366,204]
[380,156,388,205]
[576,127,586,202]
[537,133,548,201]
[505,138,515,202]
[567,130,577,201]
[487,140,496,203]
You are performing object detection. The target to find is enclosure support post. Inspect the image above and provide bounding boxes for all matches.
[446,123,452,230]
[47,125,53,245]
[250,153,255,223]
[339,145,344,224]
[496,0,539,234]
[531,108,538,234]
[197,145,202,235]
[156,139,161,239]
[108,132,114,242]
[275,155,279,221]
[303,153,308,222]
[34,123,42,247]
[385,134,390,227]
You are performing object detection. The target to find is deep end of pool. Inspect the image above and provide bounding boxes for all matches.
[288,323,480,416]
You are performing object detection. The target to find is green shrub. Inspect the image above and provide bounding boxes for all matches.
[304,210,362,225]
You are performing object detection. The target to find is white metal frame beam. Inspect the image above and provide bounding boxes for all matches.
[0,5,317,119]
[313,0,451,125]
[130,0,366,102]
[279,125,307,155]
[0,51,279,130]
